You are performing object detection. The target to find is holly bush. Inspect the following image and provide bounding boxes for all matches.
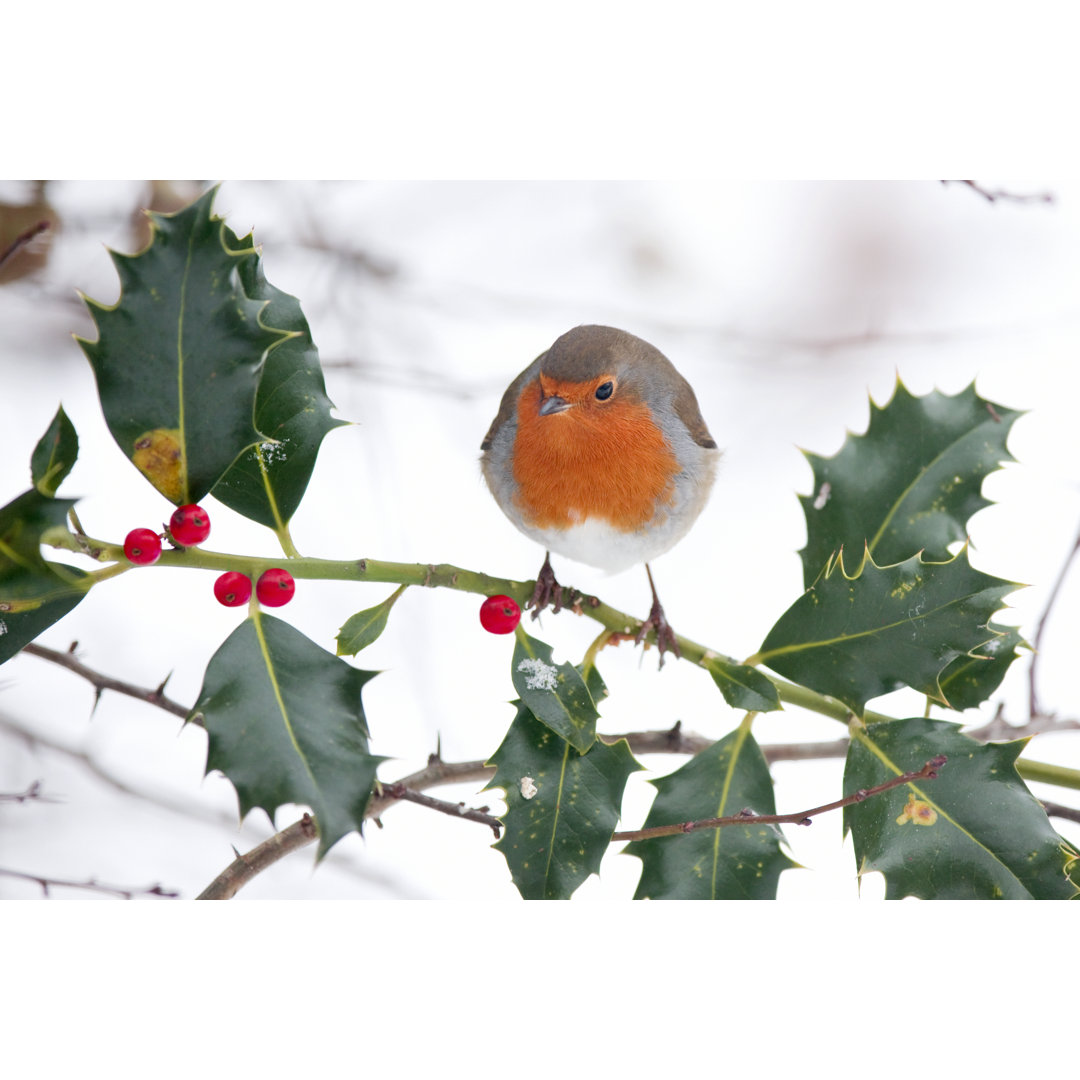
[3,187,1077,899]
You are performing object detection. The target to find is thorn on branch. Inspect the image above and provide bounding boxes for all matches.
[0,867,179,899]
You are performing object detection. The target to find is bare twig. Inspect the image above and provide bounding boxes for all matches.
[944,179,1056,206]
[377,783,501,837]
[963,702,1080,743]
[20,642,192,722]
[1028,522,1080,718]
[196,814,319,900]
[611,756,947,842]
[0,867,178,899]
[1042,801,1080,826]
[0,711,233,825]
[0,779,65,804]
[0,219,50,271]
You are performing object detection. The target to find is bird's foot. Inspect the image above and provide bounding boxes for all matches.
[528,553,564,618]
[635,564,681,668]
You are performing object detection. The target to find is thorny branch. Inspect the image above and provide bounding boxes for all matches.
[611,757,947,842]
[0,867,177,899]
[21,642,191,721]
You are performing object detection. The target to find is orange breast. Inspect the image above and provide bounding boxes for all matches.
[511,377,679,532]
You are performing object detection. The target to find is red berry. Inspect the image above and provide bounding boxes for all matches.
[214,571,252,607]
[480,594,521,634]
[123,527,162,565]
[256,568,295,607]
[169,503,211,547]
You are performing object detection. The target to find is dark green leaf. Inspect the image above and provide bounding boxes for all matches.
[625,726,795,899]
[211,227,347,529]
[336,585,406,656]
[937,622,1027,711]
[0,489,86,663]
[486,703,642,899]
[77,186,287,504]
[31,406,78,497]
[754,548,1019,716]
[845,717,1079,899]
[191,613,383,859]
[704,654,782,712]
[800,380,1022,588]
[511,628,599,753]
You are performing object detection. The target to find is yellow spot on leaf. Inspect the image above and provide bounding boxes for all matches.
[896,795,938,827]
[132,428,184,502]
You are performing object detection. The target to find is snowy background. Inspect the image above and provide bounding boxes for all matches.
[2,179,1078,900]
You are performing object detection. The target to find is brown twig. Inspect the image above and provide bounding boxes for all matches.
[0,867,178,899]
[0,780,60,804]
[944,179,1056,206]
[377,783,501,837]
[196,814,320,900]
[611,756,947,842]
[0,219,50,271]
[1028,522,1080,718]
[21,642,192,722]
[1041,800,1080,826]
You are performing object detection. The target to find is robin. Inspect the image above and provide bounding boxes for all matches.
[481,324,719,663]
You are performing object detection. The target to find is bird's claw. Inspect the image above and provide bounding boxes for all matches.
[635,596,681,668]
[528,553,564,618]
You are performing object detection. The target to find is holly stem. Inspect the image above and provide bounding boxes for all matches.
[33,533,1077,791]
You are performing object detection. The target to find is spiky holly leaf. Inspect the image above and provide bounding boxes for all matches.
[845,717,1079,899]
[937,622,1027,711]
[753,547,1019,717]
[485,703,642,899]
[625,725,795,899]
[336,585,407,656]
[77,186,287,504]
[703,654,781,713]
[211,226,347,529]
[0,488,86,664]
[800,381,1022,588]
[511,628,600,754]
[191,613,383,859]
[31,405,78,497]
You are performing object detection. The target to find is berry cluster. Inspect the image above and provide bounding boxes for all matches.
[122,503,295,609]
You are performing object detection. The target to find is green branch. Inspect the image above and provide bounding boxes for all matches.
[38,531,1080,791]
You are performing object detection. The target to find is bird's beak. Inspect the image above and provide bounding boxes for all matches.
[538,394,572,416]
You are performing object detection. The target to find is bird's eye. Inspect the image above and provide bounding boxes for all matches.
[595,381,614,401]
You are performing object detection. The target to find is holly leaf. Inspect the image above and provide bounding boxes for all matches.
[625,726,796,899]
[937,622,1027,711]
[845,717,1079,899]
[703,654,781,712]
[336,585,407,656]
[486,703,642,899]
[511,628,600,753]
[77,186,287,504]
[211,226,347,529]
[0,489,86,663]
[800,380,1022,588]
[31,405,78,497]
[753,547,1019,716]
[190,613,383,859]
